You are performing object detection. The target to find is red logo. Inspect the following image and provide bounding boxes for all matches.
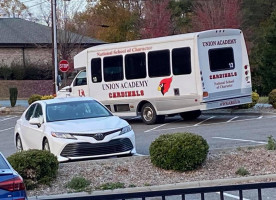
[158,77,172,95]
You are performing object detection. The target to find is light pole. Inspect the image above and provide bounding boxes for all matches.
[51,0,58,94]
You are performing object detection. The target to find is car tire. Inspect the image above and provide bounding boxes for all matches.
[141,103,165,125]
[180,110,202,121]
[16,135,23,152]
[43,138,50,152]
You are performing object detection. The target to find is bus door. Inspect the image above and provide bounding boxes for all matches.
[71,70,89,97]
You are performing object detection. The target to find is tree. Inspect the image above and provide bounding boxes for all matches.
[72,0,142,43]
[192,0,242,31]
[0,0,31,18]
[255,9,276,95]
[168,0,192,34]
[140,0,172,39]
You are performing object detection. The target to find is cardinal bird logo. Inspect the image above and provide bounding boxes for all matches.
[158,77,173,95]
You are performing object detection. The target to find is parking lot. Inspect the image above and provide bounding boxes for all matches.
[1,111,276,157]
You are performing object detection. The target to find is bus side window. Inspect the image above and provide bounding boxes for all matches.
[125,53,146,80]
[91,58,102,83]
[148,50,170,77]
[103,55,123,82]
[172,47,191,75]
[74,71,87,86]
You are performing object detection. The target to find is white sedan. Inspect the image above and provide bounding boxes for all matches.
[14,97,136,162]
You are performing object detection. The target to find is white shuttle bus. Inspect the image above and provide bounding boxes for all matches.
[57,29,252,124]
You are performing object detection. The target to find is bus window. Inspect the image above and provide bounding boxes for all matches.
[148,50,170,78]
[75,71,87,86]
[103,55,123,82]
[91,58,102,83]
[172,47,191,75]
[208,47,235,72]
[125,53,146,80]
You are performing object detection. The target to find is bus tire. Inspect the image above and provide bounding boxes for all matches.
[180,110,201,121]
[141,103,164,125]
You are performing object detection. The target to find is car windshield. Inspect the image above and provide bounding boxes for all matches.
[46,100,112,122]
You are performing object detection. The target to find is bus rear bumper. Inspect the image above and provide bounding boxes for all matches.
[200,95,252,110]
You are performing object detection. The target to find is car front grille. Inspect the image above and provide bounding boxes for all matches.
[60,138,133,157]
[71,128,122,141]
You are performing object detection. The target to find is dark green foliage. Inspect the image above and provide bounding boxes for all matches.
[149,132,209,171]
[268,89,276,109]
[0,65,12,80]
[66,177,91,192]
[97,182,125,190]
[9,88,18,107]
[235,167,250,176]
[7,150,59,190]
[28,94,42,105]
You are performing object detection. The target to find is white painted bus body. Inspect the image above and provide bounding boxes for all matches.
[57,29,252,121]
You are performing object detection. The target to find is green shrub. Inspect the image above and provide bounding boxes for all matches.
[66,176,91,192]
[41,95,54,100]
[235,167,250,176]
[268,89,276,109]
[7,150,59,190]
[267,135,276,150]
[11,61,25,80]
[149,133,209,171]
[97,182,125,190]
[28,94,42,105]
[9,88,18,107]
[239,92,259,108]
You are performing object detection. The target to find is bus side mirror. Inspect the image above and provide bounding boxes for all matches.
[57,75,62,87]
[66,87,72,93]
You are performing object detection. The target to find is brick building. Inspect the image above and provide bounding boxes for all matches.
[0,18,104,67]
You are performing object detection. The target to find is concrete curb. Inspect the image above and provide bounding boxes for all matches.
[28,174,276,200]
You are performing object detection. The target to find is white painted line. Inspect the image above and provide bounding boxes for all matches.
[258,115,263,119]
[0,127,14,133]
[148,115,276,133]
[216,192,250,200]
[144,123,168,133]
[0,116,18,122]
[193,116,215,126]
[227,116,239,122]
[213,137,267,144]
[144,119,181,133]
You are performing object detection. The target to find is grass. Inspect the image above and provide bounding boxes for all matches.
[66,176,91,192]
[235,167,250,176]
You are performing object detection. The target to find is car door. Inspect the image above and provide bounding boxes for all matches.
[20,103,45,149]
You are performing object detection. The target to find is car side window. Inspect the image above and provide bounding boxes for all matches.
[25,104,36,121]
[33,104,44,124]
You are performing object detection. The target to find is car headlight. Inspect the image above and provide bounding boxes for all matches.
[51,132,77,139]
[119,125,132,135]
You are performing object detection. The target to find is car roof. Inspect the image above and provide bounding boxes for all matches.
[37,97,96,105]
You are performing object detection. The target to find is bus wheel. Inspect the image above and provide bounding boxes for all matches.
[180,110,201,121]
[141,103,165,125]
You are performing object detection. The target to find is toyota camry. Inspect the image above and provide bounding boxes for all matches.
[14,97,136,162]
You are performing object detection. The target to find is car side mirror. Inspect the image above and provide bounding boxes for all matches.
[29,118,41,128]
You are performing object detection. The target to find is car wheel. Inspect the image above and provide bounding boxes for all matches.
[180,110,202,121]
[16,135,23,152]
[43,138,50,152]
[141,103,165,125]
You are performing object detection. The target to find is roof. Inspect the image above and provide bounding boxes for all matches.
[0,18,105,47]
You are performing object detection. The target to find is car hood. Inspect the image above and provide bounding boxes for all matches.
[47,116,128,133]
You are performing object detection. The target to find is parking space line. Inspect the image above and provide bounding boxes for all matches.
[216,192,250,200]
[144,119,181,133]
[213,137,267,144]
[0,116,18,122]
[193,116,215,126]
[258,115,263,119]
[0,127,14,133]
[227,116,239,122]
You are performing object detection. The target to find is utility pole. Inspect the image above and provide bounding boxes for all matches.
[51,0,58,94]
